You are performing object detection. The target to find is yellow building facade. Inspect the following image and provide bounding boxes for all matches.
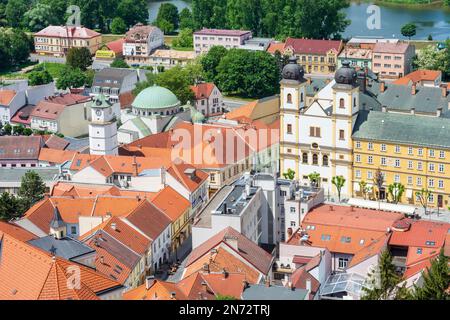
[352,140,450,208]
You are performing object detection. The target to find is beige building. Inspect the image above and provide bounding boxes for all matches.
[148,49,196,70]
[34,26,102,56]
[30,94,92,137]
[372,42,415,79]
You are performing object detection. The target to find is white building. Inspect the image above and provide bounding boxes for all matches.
[89,94,119,155]
[123,24,164,66]
[280,58,362,198]
[190,82,224,117]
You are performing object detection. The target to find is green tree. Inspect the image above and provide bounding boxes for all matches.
[28,69,53,86]
[23,2,58,32]
[201,45,228,82]
[179,7,194,30]
[362,249,403,300]
[172,28,193,49]
[110,17,127,34]
[110,58,129,68]
[157,18,175,35]
[282,168,295,180]
[401,23,417,40]
[308,172,321,188]
[216,294,237,300]
[0,192,24,220]
[156,2,179,30]
[117,0,148,27]
[332,175,346,202]
[0,28,33,70]
[413,44,450,79]
[12,124,25,135]
[359,180,372,200]
[373,168,385,202]
[388,182,405,204]
[5,0,28,28]
[215,49,280,98]
[18,170,46,211]
[3,123,12,135]
[66,47,93,71]
[155,65,195,104]
[56,67,87,90]
[413,250,450,300]
[416,188,432,215]
[39,0,67,25]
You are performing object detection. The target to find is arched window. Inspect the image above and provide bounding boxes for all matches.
[302,153,308,164]
[323,155,329,166]
[287,93,292,104]
[312,154,319,165]
[339,98,345,109]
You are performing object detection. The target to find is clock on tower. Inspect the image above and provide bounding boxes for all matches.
[89,94,118,155]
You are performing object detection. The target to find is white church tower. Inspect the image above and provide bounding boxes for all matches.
[89,94,118,155]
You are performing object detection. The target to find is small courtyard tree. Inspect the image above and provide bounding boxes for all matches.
[416,188,432,215]
[332,175,346,202]
[388,182,405,204]
[308,172,321,188]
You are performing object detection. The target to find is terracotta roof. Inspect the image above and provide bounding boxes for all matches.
[124,271,246,300]
[225,101,258,121]
[284,38,342,55]
[444,234,450,257]
[373,42,411,54]
[0,90,16,106]
[394,70,442,86]
[290,255,321,299]
[151,186,190,222]
[119,91,135,109]
[125,24,159,42]
[402,257,433,280]
[38,148,78,164]
[106,38,125,54]
[0,231,121,299]
[167,163,209,192]
[43,134,70,150]
[0,221,37,242]
[186,227,274,275]
[125,200,171,240]
[0,136,43,160]
[31,94,90,120]
[389,219,449,249]
[190,83,216,100]
[267,42,285,54]
[348,234,389,267]
[10,104,36,126]
[194,29,251,37]
[34,25,101,39]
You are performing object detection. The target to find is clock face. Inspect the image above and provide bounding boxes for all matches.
[96,110,102,116]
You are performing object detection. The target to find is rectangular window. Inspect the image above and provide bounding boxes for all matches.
[428,179,434,188]
[439,151,445,159]
[381,144,386,152]
[417,162,423,171]
[439,164,444,173]
[395,145,400,153]
[368,156,373,164]
[407,176,413,185]
[394,175,400,183]
[438,180,444,189]
[408,160,413,169]
[355,170,361,178]
[338,258,349,269]
[395,159,400,168]
[417,177,422,186]
[368,142,373,150]
[367,171,373,179]
[356,141,361,149]
[429,163,435,172]
[429,149,435,157]
[287,124,292,134]
[339,130,345,140]
[408,147,413,155]
[381,157,387,166]
[418,148,423,156]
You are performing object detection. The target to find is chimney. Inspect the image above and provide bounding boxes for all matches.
[411,84,416,95]
[437,107,442,117]
[201,281,208,292]
[170,292,176,299]
[380,81,386,93]
[222,268,229,279]
[410,108,415,115]
[100,256,105,264]
[145,276,155,290]
[441,85,448,98]
[329,205,334,211]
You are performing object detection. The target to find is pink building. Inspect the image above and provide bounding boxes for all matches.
[372,42,415,79]
[193,29,252,55]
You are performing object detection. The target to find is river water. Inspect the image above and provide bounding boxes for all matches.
[147,0,450,40]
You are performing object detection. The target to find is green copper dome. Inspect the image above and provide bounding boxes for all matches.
[132,85,180,110]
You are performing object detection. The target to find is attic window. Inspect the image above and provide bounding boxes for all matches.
[359,239,365,245]
[321,234,331,241]
[417,248,422,254]
[425,241,436,246]
[76,159,82,166]
[340,236,351,243]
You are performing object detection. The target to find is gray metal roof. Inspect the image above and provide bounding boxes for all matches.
[0,167,59,182]
[242,284,308,300]
[352,110,450,149]
[28,235,94,260]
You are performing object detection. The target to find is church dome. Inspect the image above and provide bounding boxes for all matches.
[335,60,357,85]
[282,56,305,81]
[132,85,180,110]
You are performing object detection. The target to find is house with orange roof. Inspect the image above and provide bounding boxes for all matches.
[38,148,79,167]
[124,271,247,300]
[0,89,26,124]
[30,93,92,137]
[393,69,442,88]
[182,227,274,285]
[190,82,224,117]
[0,230,123,300]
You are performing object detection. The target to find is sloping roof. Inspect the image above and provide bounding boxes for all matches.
[0,90,16,106]
[43,134,70,150]
[106,38,125,54]
[38,148,78,164]
[28,235,94,260]
[125,24,159,41]
[34,25,101,39]
[224,101,258,121]
[190,83,215,100]
[348,234,389,267]
[125,200,171,240]
[167,163,209,192]
[186,227,274,275]
[194,29,251,37]
[394,70,441,85]
[284,38,342,55]
[151,186,190,222]
[373,42,411,54]
[242,284,308,300]
[267,42,285,54]
[0,231,121,300]
[0,221,37,242]
[0,136,43,160]
[353,110,450,149]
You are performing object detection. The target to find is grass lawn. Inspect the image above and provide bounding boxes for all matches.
[101,34,125,45]
[172,46,195,51]
[408,40,439,50]
[223,95,258,102]
[35,62,67,78]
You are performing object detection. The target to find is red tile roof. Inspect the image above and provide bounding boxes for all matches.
[0,231,121,299]
[284,38,342,55]
[34,26,101,39]
[38,148,78,164]
[389,219,449,249]
[0,221,37,242]
[125,200,171,240]
[151,186,190,222]
[0,90,16,106]
[190,83,216,100]
[267,42,285,54]
[106,38,125,54]
[0,136,43,160]
[373,42,411,54]
[43,134,70,150]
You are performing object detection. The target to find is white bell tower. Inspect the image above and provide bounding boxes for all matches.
[89,94,118,155]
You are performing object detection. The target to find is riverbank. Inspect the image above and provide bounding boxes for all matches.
[370,0,449,10]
